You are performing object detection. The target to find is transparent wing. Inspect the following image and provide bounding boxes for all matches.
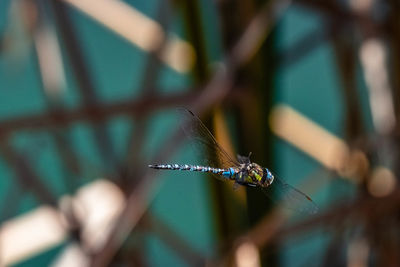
[177,108,240,169]
[261,176,318,215]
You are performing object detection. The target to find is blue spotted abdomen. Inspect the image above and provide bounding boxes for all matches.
[148,164,236,179]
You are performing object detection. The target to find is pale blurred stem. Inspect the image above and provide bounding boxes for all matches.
[48,0,117,171]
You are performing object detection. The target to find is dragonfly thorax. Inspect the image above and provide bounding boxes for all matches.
[238,163,274,188]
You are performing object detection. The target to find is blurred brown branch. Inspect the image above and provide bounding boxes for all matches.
[0,91,201,134]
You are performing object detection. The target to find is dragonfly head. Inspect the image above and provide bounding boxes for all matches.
[261,168,274,187]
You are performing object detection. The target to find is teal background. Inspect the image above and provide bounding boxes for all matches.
[0,1,370,266]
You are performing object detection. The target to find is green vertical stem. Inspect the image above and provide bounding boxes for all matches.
[388,0,400,137]
[235,0,277,264]
[330,22,364,140]
[179,0,209,81]
[179,0,244,246]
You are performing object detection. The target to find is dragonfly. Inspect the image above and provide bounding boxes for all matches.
[149,108,318,214]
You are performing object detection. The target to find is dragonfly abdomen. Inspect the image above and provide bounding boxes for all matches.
[148,164,235,178]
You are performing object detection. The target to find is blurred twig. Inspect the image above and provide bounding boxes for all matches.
[141,212,206,266]
[0,91,201,134]
[0,140,57,206]
[48,0,117,172]
[122,0,174,190]
[33,0,83,191]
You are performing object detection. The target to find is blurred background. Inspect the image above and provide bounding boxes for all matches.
[0,0,399,266]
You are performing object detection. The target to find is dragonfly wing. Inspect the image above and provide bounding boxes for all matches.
[261,176,318,215]
[177,108,240,169]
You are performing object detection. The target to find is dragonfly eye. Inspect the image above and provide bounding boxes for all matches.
[261,168,274,186]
